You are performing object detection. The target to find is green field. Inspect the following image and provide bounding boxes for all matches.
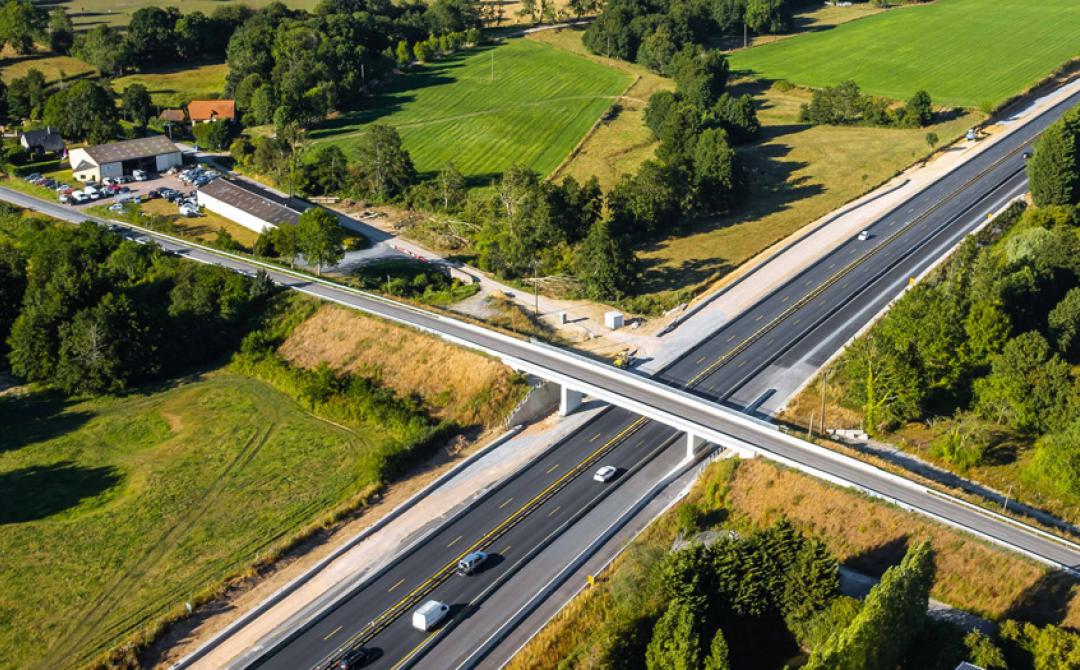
[311,38,632,186]
[112,62,229,107]
[729,0,1080,108]
[0,372,408,669]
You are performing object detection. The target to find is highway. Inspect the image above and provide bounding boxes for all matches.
[7,85,1080,670]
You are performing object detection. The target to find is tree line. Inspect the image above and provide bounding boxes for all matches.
[0,208,275,395]
[583,0,811,65]
[832,106,1080,495]
[800,80,935,128]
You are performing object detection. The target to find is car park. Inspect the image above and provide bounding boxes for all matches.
[456,550,488,575]
[593,465,617,482]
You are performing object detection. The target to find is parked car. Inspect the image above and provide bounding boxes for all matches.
[55,184,70,192]
[179,203,199,217]
[58,193,72,204]
[132,169,149,181]
[193,176,211,187]
[82,185,101,199]
[108,202,126,212]
[593,465,617,483]
[71,191,90,204]
[23,172,41,182]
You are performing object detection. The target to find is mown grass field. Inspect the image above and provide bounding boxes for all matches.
[310,38,632,187]
[0,372,412,669]
[729,0,1080,109]
[111,62,230,107]
[55,0,318,29]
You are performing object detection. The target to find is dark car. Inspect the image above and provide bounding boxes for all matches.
[334,647,377,669]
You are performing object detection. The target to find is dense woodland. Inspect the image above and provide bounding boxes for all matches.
[832,104,1080,498]
[565,515,1080,670]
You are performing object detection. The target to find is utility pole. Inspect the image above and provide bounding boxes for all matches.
[1002,485,1013,513]
[743,22,748,49]
[532,259,539,316]
[819,367,831,437]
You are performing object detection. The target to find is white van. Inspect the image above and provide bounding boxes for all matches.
[411,600,449,631]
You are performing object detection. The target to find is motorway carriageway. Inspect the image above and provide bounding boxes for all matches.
[3,87,1079,670]
[248,87,1080,670]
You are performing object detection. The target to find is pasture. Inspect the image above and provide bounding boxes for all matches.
[729,0,1080,109]
[310,38,632,187]
[0,373,417,669]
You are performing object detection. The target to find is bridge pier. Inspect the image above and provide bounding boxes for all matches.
[559,386,583,416]
[687,433,707,459]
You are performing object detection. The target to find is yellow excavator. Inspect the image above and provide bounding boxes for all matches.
[613,348,637,369]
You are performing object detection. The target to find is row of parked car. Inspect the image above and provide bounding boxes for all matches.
[178,166,220,187]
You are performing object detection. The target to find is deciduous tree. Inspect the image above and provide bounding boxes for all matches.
[295,208,344,275]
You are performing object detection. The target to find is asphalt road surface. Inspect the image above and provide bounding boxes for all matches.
[6,86,1080,670]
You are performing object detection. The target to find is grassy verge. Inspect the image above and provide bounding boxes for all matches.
[309,38,631,189]
[729,0,1080,109]
[508,457,1080,670]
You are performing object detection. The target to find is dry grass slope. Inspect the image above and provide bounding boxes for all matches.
[278,304,524,427]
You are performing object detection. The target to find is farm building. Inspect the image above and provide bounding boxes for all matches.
[19,128,64,156]
[188,99,236,124]
[67,135,182,182]
[197,178,305,233]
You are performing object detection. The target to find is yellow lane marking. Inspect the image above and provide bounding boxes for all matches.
[324,626,342,641]
[498,497,514,509]
[389,630,440,670]
[545,463,560,474]
[678,138,1032,393]
[548,505,561,517]
[387,578,405,593]
[447,535,463,548]
[317,416,650,663]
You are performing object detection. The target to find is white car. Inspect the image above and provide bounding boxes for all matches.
[593,465,617,483]
[71,191,90,204]
[179,204,199,217]
[108,202,126,212]
[857,230,870,241]
[132,169,149,181]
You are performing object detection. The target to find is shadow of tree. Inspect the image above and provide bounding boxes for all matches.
[0,462,121,523]
[0,393,93,454]
[844,535,909,577]
[1004,570,1078,626]
[633,141,823,296]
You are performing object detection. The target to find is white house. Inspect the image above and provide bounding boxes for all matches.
[196,178,305,233]
[68,135,182,182]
